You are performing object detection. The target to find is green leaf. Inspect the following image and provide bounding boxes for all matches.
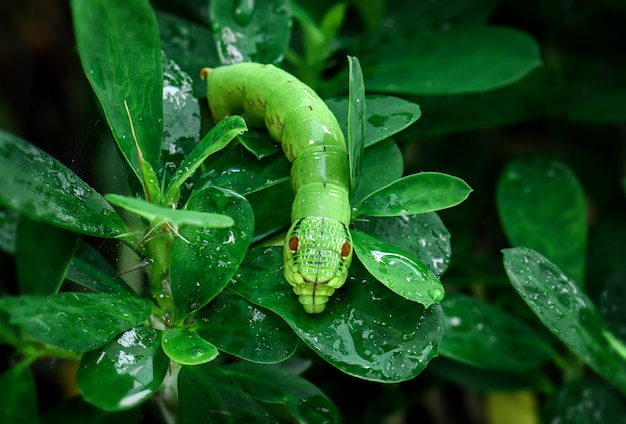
[364,26,542,95]
[353,213,451,277]
[178,364,277,423]
[542,380,626,424]
[105,194,234,229]
[0,364,37,424]
[170,187,253,318]
[65,241,135,295]
[0,207,18,254]
[439,293,554,371]
[77,327,168,411]
[347,56,366,197]
[195,293,298,364]
[326,95,421,148]
[599,271,626,345]
[352,139,404,206]
[71,0,163,180]
[162,328,219,365]
[209,0,292,65]
[238,128,281,159]
[352,230,444,308]
[199,143,291,196]
[497,156,587,285]
[0,293,151,351]
[503,247,626,396]
[164,116,247,204]
[229,247,444,382]
[0,131,126,238]
[223,362,341,423]
[354,172,472,218]
[16,216,78,295]
[567,65,626,123]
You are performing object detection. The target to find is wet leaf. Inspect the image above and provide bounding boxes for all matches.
[16,216,78,295]
[229,247,444,382]
[178,363,277,423]
[162,328,219,365]
[170,187,253,319]
[348,56,365,197]
[353,213,451,277]
[40,396,141,424]
[439,293,554,371]
[71,0,163,179]
[503,247,626,395]
[0,293,151,351]
[196,292,297,364]
[352,229,444,307]
[0,364,37,424]
[352,139,403,206]
[354,172,472,218]
[223,362,340,423]
[0,131,126,238]
[77,327,168,411]
[326,95,420,148]
[497,156,587,285]
[209,0,292,65]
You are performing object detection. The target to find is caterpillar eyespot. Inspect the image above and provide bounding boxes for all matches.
[203,62,353,313]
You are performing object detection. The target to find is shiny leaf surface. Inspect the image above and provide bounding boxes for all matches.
[354,172,472,218]
[503,247,626,395]
[352,230,444,307]
[170,187,253,318]
[353,213,451,277]
[77,327,168,411]
[347,56,365,197]
[196,293,298,364]
[162,328,219,365]
[0,131,126,238]
[229,247,444,382]
[352,139,404,206]
[0,293,151,351]
[71,0,163,178]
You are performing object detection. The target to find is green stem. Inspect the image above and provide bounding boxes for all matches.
[145,223,176,326]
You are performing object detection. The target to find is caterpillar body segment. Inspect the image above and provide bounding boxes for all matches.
[203,62,353,313]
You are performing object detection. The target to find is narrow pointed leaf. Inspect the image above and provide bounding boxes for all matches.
[347,56,365,196]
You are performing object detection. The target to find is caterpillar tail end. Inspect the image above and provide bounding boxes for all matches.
[292,284,335,314]
[200,67,212,80]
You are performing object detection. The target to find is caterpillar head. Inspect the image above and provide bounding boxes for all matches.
[283,216,353,313]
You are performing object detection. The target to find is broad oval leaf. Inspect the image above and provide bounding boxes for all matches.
[353,213,451,277]
[439,293,554,371]
[209,0,292,65]
[229,247,444,383]
[170,187,254,319]
[352,139,404,206]
[196,293,297,364]
[162,328,219,365]
[326,95,421,148]
[497,155,587,286]
[365,26,542,95]
[223,362,341,423]
[0,293,151,351]
[503,247,626,396]
[354,172,472,218]
[0,131,126,238]
[178,364,277,423]
[71,0,163,178]
[352,230,444,308]
[77,327,169,411]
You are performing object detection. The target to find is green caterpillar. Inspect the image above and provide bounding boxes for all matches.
[201,62,353,313]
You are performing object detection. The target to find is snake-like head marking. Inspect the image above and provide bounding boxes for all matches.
[283,216,353,313]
